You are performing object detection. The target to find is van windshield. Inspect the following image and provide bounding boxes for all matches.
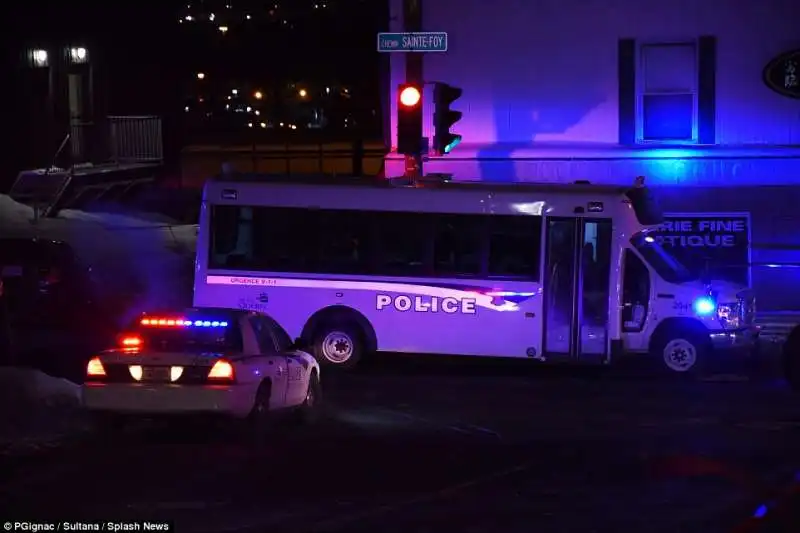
[631,232,697,284]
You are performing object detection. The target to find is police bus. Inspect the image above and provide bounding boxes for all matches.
[194,174,756,374]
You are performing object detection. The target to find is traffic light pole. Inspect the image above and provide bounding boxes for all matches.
[403,0,424,178]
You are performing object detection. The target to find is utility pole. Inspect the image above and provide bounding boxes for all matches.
[403,0,424,178]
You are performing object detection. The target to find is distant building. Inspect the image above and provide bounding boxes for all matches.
[385,0,800,310]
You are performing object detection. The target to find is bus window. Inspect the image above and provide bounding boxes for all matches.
[488,216,542,280]
[251,208,319,272]
[631,232,696,284]
[211,206,253,268]
[316,210,375,274]
[376,212,432,276]
[433,214,484,277]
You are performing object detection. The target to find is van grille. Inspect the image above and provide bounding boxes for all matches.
[737,295,755,325]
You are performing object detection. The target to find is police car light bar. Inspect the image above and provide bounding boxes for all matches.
[140,318,230,327]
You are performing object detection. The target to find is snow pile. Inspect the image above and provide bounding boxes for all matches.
[0,367,81,407]
[0,194,199,321]
[0,367,88,455]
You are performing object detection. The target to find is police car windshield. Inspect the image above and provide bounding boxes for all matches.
[631,232,697,284]
[134,322,243,353]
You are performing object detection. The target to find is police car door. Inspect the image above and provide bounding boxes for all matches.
[264,315,307,406]
[542,217,613,363]
[248,316,289,406]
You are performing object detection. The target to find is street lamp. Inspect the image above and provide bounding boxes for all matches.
[254,90,263,100]
[69,47,88,64]
[298,89,307,98]
[197,72,206,80]
[29,49,49,67]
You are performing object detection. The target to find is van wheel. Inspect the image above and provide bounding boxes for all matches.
[651,328,710,375]
[783,334,800,391]
[312,322,363,369]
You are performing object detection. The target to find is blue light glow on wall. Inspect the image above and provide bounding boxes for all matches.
[642,94,694,141]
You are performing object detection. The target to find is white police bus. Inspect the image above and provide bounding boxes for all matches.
[194,174,756,374]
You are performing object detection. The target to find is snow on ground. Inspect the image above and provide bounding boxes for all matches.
[0,367,88,455]
[0,367,81,407]
[0,196,201,453]
[0,194,199,321]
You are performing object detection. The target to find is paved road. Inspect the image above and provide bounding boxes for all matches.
[2,357,800,533]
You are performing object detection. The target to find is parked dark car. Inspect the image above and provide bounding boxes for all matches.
[0,237,116,379]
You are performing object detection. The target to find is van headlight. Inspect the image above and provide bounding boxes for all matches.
[717,303,740,328]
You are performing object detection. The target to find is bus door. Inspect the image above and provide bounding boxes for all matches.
[542,217,613,363]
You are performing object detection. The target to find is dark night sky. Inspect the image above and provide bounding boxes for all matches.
[5,0,388,172]
[12,0,385,107]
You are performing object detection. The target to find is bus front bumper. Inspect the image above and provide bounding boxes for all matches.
[710,327,758,353]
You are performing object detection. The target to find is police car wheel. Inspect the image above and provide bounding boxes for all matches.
[292,372,322,425]
[653,329,708,375]
[247,380,273,433]
[313,323,363,369]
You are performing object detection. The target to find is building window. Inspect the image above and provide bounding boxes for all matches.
[638,43,697,143]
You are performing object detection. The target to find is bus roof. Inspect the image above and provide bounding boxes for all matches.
[207,172,635,196]
[204,173,662,225]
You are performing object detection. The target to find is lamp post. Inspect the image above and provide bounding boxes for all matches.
[65,45,93,163]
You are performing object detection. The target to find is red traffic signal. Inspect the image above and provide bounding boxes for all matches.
[397,83,423,155]
[399,86,421,107]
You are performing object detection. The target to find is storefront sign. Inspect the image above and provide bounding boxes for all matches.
[653,213,751,286]
[763,50,800,99]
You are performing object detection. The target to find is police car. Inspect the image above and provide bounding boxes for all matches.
[82,308,321,428]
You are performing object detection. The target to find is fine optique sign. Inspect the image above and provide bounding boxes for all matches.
[763,49,800,99]
[653,213,751,286]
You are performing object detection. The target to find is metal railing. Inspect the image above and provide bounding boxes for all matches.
[69,116,163,165]
[109,115,163,163]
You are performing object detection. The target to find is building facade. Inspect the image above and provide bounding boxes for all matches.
[385,0,800,311]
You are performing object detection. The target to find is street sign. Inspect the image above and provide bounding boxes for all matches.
[377,32,448,53]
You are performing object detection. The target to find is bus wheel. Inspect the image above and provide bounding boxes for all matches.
[312,323,363,369]
[652,328,709,375]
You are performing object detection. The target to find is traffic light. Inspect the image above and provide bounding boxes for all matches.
[433,83,462,154]
[397,84,423,155]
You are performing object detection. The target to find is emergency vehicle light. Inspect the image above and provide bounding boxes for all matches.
[120,335,142,347]
[86,357,106,377]
[140,318,229,327]
[694,296,716,316]
[207,360,235,381]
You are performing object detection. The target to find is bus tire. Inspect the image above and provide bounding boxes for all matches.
[311,322,364,369]
[782,328,800,391]
[650,323,710,375]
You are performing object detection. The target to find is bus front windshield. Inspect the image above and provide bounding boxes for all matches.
[631,231,697,284]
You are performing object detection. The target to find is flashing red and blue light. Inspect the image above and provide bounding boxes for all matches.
[140,318,229,328]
